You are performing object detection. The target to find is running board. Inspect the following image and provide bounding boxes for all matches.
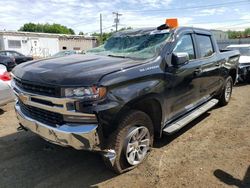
[163,99,219,134]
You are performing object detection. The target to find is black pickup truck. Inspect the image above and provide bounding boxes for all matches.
[12,22,240,173]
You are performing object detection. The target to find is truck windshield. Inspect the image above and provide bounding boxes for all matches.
[88,30,170,59]
[226,47,250,56]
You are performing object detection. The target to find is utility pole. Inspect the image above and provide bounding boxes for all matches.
[100,13,103,43]
[112,12,122,32]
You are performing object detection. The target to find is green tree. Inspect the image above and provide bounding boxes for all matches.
[227,28,250,39]
[19,23,75,34]
[244,28,250,37]
[78,31,84,35]
[227,30,240,39]
[92,32,113,44]
[92,27,132,44]
[119,27,133,31]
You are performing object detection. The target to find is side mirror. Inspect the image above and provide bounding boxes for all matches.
[172,52,189,67]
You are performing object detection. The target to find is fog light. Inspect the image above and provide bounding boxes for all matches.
[63,115,97,124]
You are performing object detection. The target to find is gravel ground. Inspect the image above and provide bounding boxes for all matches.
[0,85,250,188]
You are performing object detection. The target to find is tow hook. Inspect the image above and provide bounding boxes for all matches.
[102,149,116,166]
[17,124,28,132]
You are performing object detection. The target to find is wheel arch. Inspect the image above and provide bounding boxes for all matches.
[112,94,164,138]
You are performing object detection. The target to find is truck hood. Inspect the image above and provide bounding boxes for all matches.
[12,54,144,86]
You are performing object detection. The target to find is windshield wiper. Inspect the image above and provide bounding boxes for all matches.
[108,54,126,58]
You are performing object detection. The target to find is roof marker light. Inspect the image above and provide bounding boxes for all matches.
[165,18,178,28]
[157,18,179,30]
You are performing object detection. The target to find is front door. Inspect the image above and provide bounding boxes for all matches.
[164,33,202,122]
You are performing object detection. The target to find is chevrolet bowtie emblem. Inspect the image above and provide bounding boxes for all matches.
[19,93,29,103]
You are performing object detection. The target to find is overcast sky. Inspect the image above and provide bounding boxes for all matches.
[0,0,250,34]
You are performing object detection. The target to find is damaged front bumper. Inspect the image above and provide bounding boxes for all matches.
[15,102,116,165]
[12,78,117,166]
[15,102,100,150]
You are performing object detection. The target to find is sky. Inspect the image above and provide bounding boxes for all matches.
[0,0,250,34]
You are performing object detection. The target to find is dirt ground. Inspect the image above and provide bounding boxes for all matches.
[0,85,250,188]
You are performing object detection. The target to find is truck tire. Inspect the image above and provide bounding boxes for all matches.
[103,110,154,174]
[218,76,233,106]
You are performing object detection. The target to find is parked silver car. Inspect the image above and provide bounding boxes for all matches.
[0,64,15,106]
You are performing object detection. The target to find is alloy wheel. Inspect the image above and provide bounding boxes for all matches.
[225,80,232,102]
[125,126,150,166]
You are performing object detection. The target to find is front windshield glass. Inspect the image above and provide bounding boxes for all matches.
[227,47,250,56]
[88,29,170,59]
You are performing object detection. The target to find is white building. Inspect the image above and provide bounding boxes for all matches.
[210,30,229,41]
[0,31,97,58]
[58,36,97,51]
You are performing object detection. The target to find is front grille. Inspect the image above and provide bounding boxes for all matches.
[19,101,64,127]
[14,78,59,97]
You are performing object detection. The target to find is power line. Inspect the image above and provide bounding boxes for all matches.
[68,0,250,33]
[215,21,250,29]
[121,0,250,13]
[69,0,250,29]
[47,0,250,13]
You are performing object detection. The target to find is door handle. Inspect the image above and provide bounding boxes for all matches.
[215,63,221,67]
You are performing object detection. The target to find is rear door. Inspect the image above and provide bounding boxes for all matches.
[194,33,223,98]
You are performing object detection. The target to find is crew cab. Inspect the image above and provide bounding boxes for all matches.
[12,19,240,174]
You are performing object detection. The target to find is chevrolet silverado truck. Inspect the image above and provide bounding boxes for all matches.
[12,19,240,174]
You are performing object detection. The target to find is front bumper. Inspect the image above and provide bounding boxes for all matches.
[11,78,117,165]
[15,102,100,150]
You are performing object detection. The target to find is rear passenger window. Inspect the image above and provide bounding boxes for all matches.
[173,34,195,60]
[196,35,214,58]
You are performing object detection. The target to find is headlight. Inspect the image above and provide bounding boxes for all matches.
[63,86,107,100]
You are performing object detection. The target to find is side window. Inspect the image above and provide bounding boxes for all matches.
[6,52,14,57]
[13,52,21,56]
[173,34,195,60]
[196,35,214,58]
